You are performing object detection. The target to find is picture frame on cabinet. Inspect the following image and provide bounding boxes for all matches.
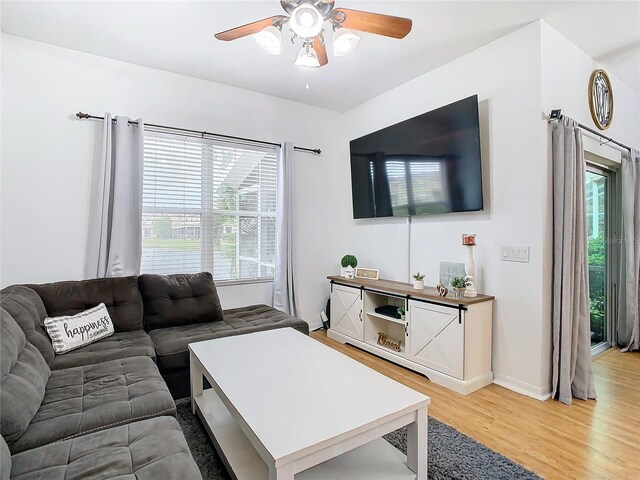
[439,262,465,288]
[355,267,379,280]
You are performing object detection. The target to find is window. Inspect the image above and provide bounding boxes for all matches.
[141,131,277,283]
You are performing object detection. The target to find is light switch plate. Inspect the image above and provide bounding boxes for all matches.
[501,246,530,263]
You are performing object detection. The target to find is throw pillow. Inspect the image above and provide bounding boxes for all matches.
[44,303,114,354]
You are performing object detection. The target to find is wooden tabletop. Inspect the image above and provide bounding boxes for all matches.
[328,275,495,306]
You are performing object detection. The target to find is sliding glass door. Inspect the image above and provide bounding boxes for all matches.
[585,164,616,355]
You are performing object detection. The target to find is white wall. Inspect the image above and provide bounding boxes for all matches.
[0,34,344,322]
[337,23,551,399]
[541,22,640,149]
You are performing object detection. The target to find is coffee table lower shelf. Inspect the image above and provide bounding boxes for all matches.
[194,389,417,480]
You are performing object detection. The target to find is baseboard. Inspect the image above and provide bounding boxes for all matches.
[306,319,324,332]
[493,374,552,401]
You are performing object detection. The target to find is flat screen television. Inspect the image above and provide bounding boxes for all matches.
[349,95,483,219]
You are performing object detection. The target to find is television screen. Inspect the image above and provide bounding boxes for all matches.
[349,95,483,218]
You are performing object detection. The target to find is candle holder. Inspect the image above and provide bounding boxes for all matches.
[462,234,478,298]
[462,234,476,246]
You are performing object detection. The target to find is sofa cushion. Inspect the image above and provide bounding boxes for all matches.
[28,277,143,332]
[149,304,309,371]
[8,416,202,480]
[9,357,175,454]
[1,436,10,480]
[49,331,155,370]
[44,303,115,354]
[139,272,223,331]
[0,286,55,365]
[0,308,51,447]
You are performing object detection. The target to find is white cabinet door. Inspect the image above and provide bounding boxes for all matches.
[330,284,364,341]
[407,300,464,380]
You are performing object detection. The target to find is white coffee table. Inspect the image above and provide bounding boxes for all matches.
[190,328,430,480]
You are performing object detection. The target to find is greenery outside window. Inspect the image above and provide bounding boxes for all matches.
[585,162,617,354]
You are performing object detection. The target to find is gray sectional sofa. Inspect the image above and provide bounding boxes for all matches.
[0,272,309,479]
[0,305,199,480]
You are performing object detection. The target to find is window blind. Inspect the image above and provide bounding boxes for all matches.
[142,131,277,283]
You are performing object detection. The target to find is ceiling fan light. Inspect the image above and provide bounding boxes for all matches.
[255,25,282,55]
[295,43,321,68]
[333,28,360,56]
[289,3,324,38]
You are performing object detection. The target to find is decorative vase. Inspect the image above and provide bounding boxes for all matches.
[464,244,478,298]
[413,280,424,290]
[341,266,355,278]
[454,287,466,298]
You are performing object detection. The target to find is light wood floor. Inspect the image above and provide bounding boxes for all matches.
[311,330,640,480]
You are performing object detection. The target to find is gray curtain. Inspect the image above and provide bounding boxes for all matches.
[618,149,640,352]
[272,142,298,316]
[86,114,144,278]
[551,117,597,405]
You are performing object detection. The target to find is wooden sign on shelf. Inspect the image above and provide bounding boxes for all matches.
[377,332,402,352]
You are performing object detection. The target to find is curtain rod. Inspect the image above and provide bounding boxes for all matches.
[75,112,321,155]
[548,109,632,152]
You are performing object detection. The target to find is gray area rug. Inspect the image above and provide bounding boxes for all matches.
[176,398,540,480]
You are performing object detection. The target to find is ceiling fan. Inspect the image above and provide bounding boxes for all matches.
[215,0,412,68]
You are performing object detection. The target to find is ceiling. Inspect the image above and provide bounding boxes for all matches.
[2,1,638,112]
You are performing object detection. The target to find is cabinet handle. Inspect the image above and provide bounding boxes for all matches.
[359,310,363,321]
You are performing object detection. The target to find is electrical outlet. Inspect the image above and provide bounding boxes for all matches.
[501,246,530,263]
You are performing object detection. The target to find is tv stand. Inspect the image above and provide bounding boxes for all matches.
[327,276,495,395]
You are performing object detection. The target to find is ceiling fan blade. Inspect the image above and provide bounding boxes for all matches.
[313,37,328,67]
[215,16,286,41]
[332,8,412,39]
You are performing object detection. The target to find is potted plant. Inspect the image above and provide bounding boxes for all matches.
[397,306,406,321]
[451,276,471,297]
[412,272,425,290]
[341,255,358,278]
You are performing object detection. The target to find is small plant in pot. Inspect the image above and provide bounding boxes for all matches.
[340,255,358,279]
[412,272,426,290]
[451,276,472,297]
[397,306,406,320]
